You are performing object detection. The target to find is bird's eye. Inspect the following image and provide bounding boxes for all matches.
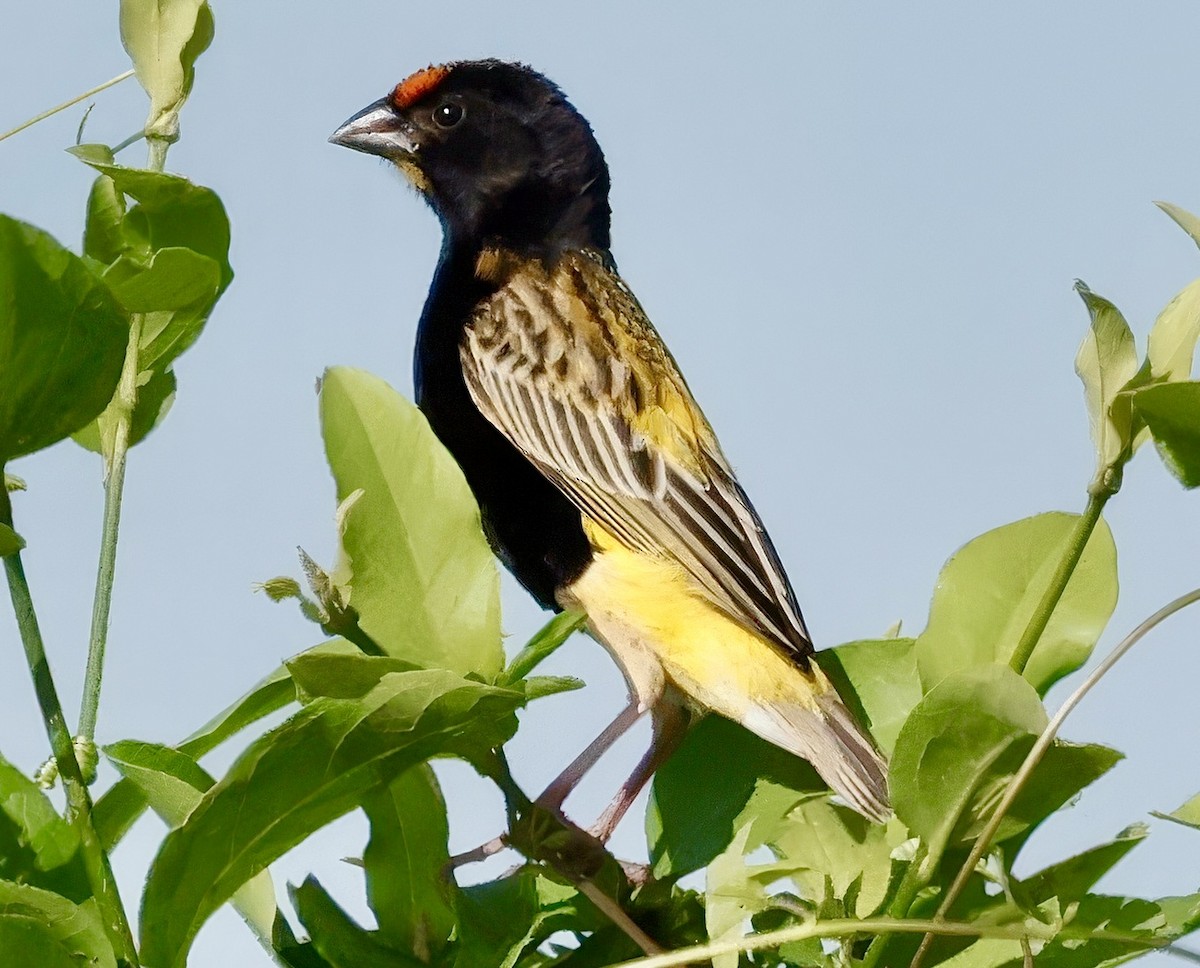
[433,102,464,128]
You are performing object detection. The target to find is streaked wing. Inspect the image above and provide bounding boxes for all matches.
[461,249,814,660]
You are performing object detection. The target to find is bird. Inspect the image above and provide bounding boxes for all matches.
[330,59,889,837]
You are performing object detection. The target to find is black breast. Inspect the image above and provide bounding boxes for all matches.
[413,247,592,609]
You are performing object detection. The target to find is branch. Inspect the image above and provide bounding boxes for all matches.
[0,484,139,964]
[0,69,135,144]
[611,915,1066,968]
[1009,492,1108,674]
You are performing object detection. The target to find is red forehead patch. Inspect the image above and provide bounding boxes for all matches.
[391,65,451,109]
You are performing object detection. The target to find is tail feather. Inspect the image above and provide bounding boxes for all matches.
[743,680,890,822]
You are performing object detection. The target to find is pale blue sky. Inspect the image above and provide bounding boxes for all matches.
[3,3,1200,965]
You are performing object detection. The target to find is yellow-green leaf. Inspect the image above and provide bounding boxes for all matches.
[319,367,502,679]
[1074,282,1140,475]
[0,524,24,557]
[120,0,215,139]
[1131,382,1200,488]
[916,512,1117,694]
[1157,201,1200,252]
[1147,279,1200,383]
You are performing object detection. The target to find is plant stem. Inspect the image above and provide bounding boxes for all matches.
[575,880,662,956]
[78,134,169,752]
[0,69,135,144]
[1009,490,1108,675]
[910,585,1200,968]
[77,313,144,750]
[0,486,139,964]
[609,914,1162,968]
[147,135,171,172]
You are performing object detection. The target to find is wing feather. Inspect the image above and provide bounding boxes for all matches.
[461,250,814,660]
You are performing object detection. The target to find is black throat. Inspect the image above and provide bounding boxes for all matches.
[438,168,612,261]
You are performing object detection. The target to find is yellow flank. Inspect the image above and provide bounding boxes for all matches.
[567,518,829,716]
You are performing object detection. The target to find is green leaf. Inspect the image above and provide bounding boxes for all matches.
[139,669,521,968]
[647,715,822,879]
[93,664,296,850]
[502,610,587,685]
[0,881,115,968]
[0,215,127,461]
[953,741,1122,856]
[1147,278,1200,382]
[82,174,126,265]
[1019,824,1148,907]
[286,644,420,702]
[890,665,1045,859]
[1032,893,1193,966]
[0,524,24,556]
[69,152,233,367]
[815,636,922,756]
[1158,891,1200,937]
[105,741,214,827]
[520,675,585,700]
[456,867,598,968]
[70,150,232,291]
[1130,382,1200,488]
[0,920,81,968]
[291,876,420,968]
[767,801,905,918]
[1002,742,1122,843]
[916,512,1117,694]
[0,754,84,899]
[1157,201,1200,251]
[705,823,766,968]
[1074,282,1141,475]
[104,741,277,942]
[68,155,232,456]
[363,765,456,960]
[1153,790,1200,830]
[119,0,215,139]
[104,246,221,314]
[929,937,1025,968]
[176,663,297,756]
[320,367,502,678]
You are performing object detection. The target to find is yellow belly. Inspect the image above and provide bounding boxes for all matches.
[558,528,829,718]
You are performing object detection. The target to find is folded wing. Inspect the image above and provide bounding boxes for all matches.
[460,250,815,665]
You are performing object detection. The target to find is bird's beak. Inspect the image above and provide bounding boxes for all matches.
[329,98,416,158]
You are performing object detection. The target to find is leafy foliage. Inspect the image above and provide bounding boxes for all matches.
[0,215,126,463]
[67,144,232,456]
[1130,382,1200,487]
[139,668,523,968]
[319,367,504,679]
[915,513,1117,695]
[3,9,1200,968]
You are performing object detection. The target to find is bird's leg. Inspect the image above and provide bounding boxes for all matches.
[449,702,644,870]
[537,700,644,812]
[588,704,689,843]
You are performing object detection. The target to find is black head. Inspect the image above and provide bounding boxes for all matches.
[331,60,612,255]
